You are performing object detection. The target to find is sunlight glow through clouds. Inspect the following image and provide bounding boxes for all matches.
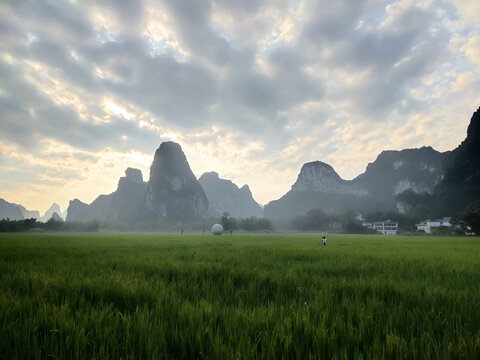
[462,35,480,70]
[0,0,479,211]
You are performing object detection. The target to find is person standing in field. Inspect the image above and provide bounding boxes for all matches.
[322,236,327,246]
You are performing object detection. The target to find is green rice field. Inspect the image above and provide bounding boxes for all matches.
[1,233,479,359]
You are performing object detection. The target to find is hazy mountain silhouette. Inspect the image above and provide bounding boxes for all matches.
[66,195,113,222]
[0,199,24,220]
[55,107,480,224]
[431,107,480,216]
[67,168,147,223]
[66,142,208,223]
[16,204,40,219]
[108,168,147,223]
[265,146,447,219]
[264,162,372,219]
[199,171,262,218]
[40,203,63,222]
[143,142,208,221]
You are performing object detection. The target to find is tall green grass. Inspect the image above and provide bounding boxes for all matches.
[1,233,479,359]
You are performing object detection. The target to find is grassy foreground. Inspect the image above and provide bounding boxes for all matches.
[0,233,479,359]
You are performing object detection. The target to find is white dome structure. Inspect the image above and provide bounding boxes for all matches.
[211,223,223,235]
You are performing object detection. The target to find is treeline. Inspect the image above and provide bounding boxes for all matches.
[3,207,477,235]
[396,190,480,235]
[0,218,100,232]
[0,215,274,233]
[292,209,376,233]
[220,212,273,232]
[291,207,478,235]
[461,206,480,235]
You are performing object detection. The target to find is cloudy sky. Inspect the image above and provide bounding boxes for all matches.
[0,0,479,214]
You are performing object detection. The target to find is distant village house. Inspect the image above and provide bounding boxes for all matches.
[416,217,452,233]
[362,220,398,235]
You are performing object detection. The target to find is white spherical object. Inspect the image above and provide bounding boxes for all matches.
[211,223,223,235]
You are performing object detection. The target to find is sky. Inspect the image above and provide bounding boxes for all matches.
[0,0,479,215]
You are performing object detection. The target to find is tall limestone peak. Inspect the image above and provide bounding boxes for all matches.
[66,199,89,222]
[466,106,480,140]
[125,167,143,183]
[199,171,263,218]
[433,107,480,215]
[40,203,62,222]
[150,142,192,181]
[239,184,253,196]
[292,161,365,195]
[109,168,147,223]
[292,161,342,192]
[264,160,368,219]
[117,168,145,190]
[144,142,208,220]
[199,171,221,182]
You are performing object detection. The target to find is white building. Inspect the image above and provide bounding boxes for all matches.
[416,218,452,233]
[363,220,398,235]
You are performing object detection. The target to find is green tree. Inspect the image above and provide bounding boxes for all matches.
[292,209,330,231]
[220,212,237,231]
[340,210,372,234]
[238,217,273,231]
[45,217,64,230]
[461,207,480,235]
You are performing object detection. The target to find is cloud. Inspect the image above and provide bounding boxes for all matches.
[462,35,480,70]
[452,0,480,25]
[0,0,479,210]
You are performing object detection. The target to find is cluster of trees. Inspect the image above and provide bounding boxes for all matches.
[395,190,433,220]
[220,212,273,232]
[0,218,39,232]
[292,209,376,233]
[0,218,100,232]
[2,206,478,235]
[395,190,480,235]
[292,209,336,232]
[461,206,480,235]
[291,207,479,235]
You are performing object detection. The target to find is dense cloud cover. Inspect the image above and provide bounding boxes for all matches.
[0,0,479,212]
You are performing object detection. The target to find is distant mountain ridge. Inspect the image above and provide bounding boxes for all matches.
[199,171,263,218]
[265,146,447,219]
[0,199,60,221]
[66,195,113,223]
[292,161,366,195]
[265,108,479,220]
[66,142,209,224]
[4,107,479,225]
[16,204,40,220]
[353,146,446,198]
[0,199,24,220]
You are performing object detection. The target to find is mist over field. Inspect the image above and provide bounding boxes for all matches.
[2,108,480,235]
